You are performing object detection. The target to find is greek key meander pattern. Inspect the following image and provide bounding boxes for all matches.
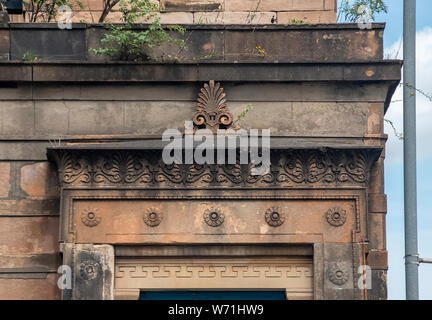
[115,264,313,279]
[52,149,372,188]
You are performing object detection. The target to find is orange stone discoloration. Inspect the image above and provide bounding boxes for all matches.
[0,275,60,300]
[71,198,357,244]
[0,162,10,197]
[0,217,59,255]
[20,162,59,199]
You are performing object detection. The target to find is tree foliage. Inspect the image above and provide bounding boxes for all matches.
[23,0,83,22]
[338,0,388,22]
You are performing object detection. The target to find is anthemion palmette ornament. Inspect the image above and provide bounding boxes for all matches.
[193,80,234,133]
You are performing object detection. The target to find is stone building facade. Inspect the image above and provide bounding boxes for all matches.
[0,1,400,300]
[8,0,337,24]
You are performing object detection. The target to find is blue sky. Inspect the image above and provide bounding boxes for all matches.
[339,0,432,300]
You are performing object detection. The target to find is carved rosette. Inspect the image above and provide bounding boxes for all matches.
[81,208,101,227]
[203,208,225,227]
[143,208,163,227]
[79,261,99,281]
[193,80,233,132]
[265,207,285,227]
[326,207,347,227]
[327,263,349,286]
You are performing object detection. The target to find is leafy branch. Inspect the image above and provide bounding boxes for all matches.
[384,119,404,140]
[337,0,388,22]
[91,0,186,61]
[23,0,83,22]
[385,83,432,140]
[232,104,254,129]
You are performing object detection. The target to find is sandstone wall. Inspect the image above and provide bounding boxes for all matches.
[8,0,337,24]
[0,22,398,300]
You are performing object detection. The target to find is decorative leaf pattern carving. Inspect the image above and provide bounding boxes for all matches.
[51,149,373,188]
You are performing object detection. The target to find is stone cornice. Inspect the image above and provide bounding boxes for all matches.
[48,148,381,189]
[0,61,402,83]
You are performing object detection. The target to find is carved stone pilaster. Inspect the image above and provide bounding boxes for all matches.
[61,243,114,300]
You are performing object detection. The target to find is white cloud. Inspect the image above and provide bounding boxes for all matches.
[384,27,432,164]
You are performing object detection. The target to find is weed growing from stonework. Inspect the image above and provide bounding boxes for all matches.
[22,51,37,62]
[91,0,186,62]
[232,104,254,129]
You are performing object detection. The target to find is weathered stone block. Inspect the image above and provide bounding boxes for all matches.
[325,0,337,11]
[150,29,224,61]
[368,103,384,134]
[223,28,383,62]
[0,142,51,161]
[160,12,194,24]
[368,193,387,214]
[0,85,33,100]
[161,0,223,12]
[292,0,324,10]
[71,11,102,23]
[194,11,275,24]
[123,101,195,135]
[0,253,60,270]
[10,26,87,61]
[366,270,387,300]
[0,199,59,216]
[367,250,388,270]
[0,274,61,300]
[368,213,386,250]
[0,101,35,136]
[35,101,70,136]
[79,0,105,11]
[20,162,59,199]
[68,102,126,135]
[323,243,356,300]
[62,244,114,300]
[0,162,10,197]
[0,217,59,255]
[225,0,292,12]
[291,102,368,137]
[0,29,10,60]
[0,12,9,27]
[278,10,336,23]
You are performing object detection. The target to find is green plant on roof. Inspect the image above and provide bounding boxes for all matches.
[91,0,186,62]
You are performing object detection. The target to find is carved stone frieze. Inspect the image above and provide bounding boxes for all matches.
[49,149,374,189]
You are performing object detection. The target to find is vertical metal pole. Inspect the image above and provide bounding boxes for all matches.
[403,0,419,300]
